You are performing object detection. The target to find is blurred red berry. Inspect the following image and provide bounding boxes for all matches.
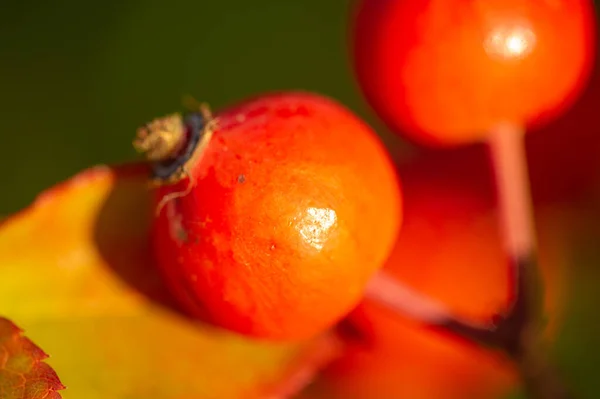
[351,0,596,146]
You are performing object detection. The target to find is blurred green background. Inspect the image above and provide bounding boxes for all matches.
[0,0,406,215]
[1,0,598,215]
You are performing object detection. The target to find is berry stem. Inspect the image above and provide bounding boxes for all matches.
[487,123,535,265]
[367,261,572,398]
[366,271,452,322]
[366,271,499,346]
[363,123,573,398]
[366,271,490,329]
[487,124,571,399]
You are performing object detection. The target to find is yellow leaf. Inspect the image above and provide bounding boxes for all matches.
[0,164,339,399]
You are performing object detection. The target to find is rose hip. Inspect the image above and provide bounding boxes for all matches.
[134,92,402,341]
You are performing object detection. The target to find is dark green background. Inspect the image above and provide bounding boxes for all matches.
[1,1,598,214]
[0,0,405,215]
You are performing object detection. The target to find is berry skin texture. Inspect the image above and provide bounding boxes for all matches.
[150,92,402,341]
[352,0,596,146]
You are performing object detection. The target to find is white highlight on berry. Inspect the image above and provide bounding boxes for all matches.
[296,207,337,251]
[485,22,536,60]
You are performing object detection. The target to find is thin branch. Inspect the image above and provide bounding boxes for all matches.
[365,255,573,399]
[365,271,498,346]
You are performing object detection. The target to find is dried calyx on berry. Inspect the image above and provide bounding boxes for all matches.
[133,104,216,185]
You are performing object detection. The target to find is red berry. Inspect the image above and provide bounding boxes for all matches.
[351,0,596,146]
[134,92,403,340]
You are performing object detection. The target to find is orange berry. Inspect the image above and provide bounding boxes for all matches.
[352,0,596,145]
[136,92,403,340]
